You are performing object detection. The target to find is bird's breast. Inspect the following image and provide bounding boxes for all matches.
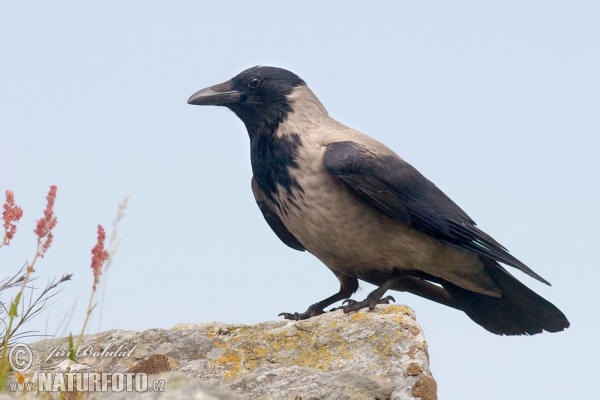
[269,141,473,274]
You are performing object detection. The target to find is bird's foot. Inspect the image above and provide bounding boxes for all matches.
[338,294,396,313]
[279,303,325,321]
[337,268,406,313]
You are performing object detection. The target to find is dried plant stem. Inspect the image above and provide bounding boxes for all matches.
[75,195,128,356]
[0,245,39,386]
[74,288,96,355]
[1,186,57,389]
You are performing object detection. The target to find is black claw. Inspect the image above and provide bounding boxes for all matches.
[342,305,357,314]
[279,312,310,321]
[380,295,395,304]
[338,293,396,314]
[279,271,404,320]
[279,304,325,321]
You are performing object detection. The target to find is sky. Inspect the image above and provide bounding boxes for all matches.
[1,1,598,398]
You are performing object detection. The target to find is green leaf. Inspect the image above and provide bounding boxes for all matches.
[68,334,76,361]
[8,293,22,317]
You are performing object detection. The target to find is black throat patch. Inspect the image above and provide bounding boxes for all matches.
[250,132,303,210]
[221,69,307,211]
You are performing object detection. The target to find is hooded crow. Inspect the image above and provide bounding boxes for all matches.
[188,66,569,336]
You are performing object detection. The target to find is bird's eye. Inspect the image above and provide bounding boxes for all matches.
[248,78,261,88]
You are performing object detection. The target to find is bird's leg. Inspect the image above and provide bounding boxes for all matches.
[279,275,359,321]
[339,269,408,313]
[278,293,346,321]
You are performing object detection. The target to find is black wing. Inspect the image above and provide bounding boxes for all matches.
[323,141,550,285]
[251,177,306,252]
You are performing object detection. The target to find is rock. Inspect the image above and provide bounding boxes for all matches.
[9,305,436,399]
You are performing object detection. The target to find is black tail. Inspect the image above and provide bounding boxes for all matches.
[440,259,570,335]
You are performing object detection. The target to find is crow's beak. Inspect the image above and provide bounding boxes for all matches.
[187,80,242,106]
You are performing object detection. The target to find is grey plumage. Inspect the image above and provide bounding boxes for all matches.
[188,66,569,336]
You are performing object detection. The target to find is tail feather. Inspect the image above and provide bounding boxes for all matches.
[441,259,570,335]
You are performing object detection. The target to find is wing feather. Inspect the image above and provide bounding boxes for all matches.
[323,141,549,285]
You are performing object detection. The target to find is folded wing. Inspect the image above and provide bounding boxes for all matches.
[323,141,550,285]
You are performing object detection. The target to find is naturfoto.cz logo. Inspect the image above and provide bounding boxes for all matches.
[9,372,165,393]
[7,343,165,394]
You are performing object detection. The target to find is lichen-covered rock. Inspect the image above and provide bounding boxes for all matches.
[12,305,436,399]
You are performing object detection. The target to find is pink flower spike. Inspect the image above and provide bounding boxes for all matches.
[34,185,58,259]
[91,225,109,291]
[2,190,24,246]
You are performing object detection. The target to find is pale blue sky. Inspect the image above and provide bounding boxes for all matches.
[1,1,598,398]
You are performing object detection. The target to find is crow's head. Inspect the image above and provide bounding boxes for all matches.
[188,66,311,136]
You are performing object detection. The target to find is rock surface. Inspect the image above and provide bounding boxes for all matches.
[8,305,436,399]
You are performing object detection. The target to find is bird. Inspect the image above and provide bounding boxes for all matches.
[187,66,570,336]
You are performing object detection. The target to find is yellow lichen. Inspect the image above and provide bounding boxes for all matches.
[215,352,242,378]
[210,340,243,378]
[380,305,412,316]
[350,312,369,322]
[172,324,192,331]
[202,311,410,379]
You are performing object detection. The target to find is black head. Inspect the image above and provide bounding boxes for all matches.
[187,66,306,136]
